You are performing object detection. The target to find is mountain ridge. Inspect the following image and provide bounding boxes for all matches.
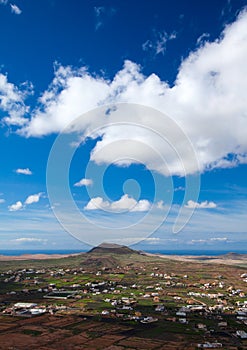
[87,242,140,255]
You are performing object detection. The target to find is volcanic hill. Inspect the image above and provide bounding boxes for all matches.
[87,243,139,255]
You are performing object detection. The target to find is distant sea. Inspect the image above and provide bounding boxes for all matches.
[0,249,246,256]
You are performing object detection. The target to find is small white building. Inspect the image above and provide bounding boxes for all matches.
[14,303,37,309]
[236,330,247,339]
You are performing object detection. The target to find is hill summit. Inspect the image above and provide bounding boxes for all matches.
[87,243,138,255]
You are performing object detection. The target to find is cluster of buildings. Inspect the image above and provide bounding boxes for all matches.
[1,264,247,347]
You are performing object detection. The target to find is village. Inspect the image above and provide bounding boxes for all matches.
[0,250,247,349]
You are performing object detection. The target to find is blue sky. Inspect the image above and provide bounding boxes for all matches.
[0,0,247,251]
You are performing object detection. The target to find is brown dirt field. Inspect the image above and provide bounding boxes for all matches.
[118,336,164,349]
[20,324,46,332]
[86,322,128,333]
[34,329,72,343]
[17,313,48,325]
[42,315,82,327]
[0,328,72,349]
[0,332,36,349]
[0,323,18,331]
[49,333,89,349]
[159,342,196,350]
[79,335,127,350]
[103,346,128,350]
[106,324,133,333]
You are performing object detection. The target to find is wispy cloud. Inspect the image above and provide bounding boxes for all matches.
[15,168,32,175]
[190,237,228,244]
[94,6,116,31]
[0,1,22,15]
[196,33,210,46]
[142,30,176,56]
[210,237,228,242]
[12,237,48,244]
[156,200,166,210]
[10,3,21,15]
[221,0,233,18]
[174,186,185,192]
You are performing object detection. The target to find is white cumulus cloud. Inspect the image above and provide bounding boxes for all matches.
[24,193,42,205]
[15,168,32,175]
[84,194,151,212]
[0,73,31,126]
[74,178,93,187]
[8,200,23,211]
[84,196,110,211]
[185,200,217,209]
[2,9,247,176]
[9,193,43,212]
